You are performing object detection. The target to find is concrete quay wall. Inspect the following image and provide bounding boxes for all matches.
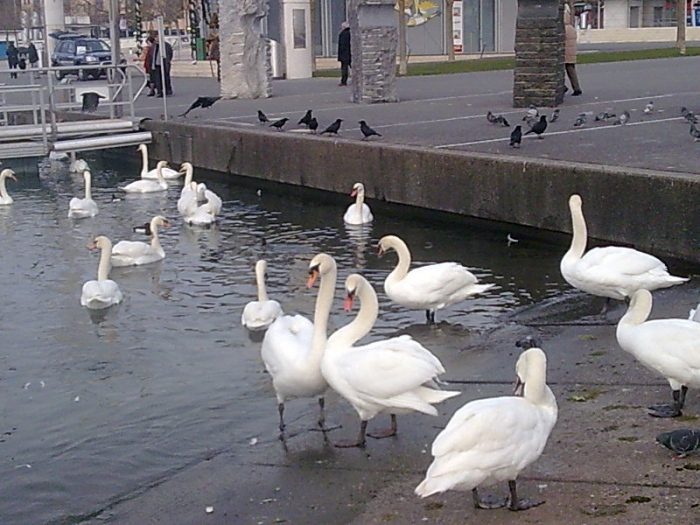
[142,119,700,264]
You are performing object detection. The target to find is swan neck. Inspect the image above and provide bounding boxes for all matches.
[619,292,652,327]
[0,175,7,199]
[566,201,587,260]
[390,240,411,279]
[355,191,365,208]
[329,280,378,347]
[140,146,149,176]
[184,166,193,187]
[310,263,337,355]
[150,224,162,250]
[523,353,553,407]
[97,244,112,281]
[156,165,165,184]
[84,172,92,199]
[256,265,269,301]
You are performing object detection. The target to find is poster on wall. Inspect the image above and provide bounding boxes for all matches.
[453,0,463,53]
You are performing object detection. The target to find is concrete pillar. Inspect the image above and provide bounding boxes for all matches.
[348,0,398,104]
[280,0,312,79]
[44,0,65,59]
[512,0,565,108]
[219,0,271,99]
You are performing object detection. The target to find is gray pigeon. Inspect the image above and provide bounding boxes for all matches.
[682,107,698,124]
[594,111,615,122]
[656,429,700,458]
[613,110,630,126]
[486,111,498,124]
[644,100,654,114]
[690,123,700,141]
[524,115,547,138]
[549,109,560,123]
[522,104,538,122]
[574,113,587,127]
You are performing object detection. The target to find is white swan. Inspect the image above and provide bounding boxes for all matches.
[81,236,124,309]
[69,152,89,173]
[377,235,495,323]
[261,253,337,438]
[177,163,199,217]
[183,184,222,226]
[322,274,460,448]
[241,260,284,331]
[343,182,374,225]
[122,160,169,193]
[415,346,557,511]
[68,169,99,219]
[110,215,170,267]
[689,303,700,322]
[0,168,16,205]
[137,143,181,180]
[616,288,700,417]
[561,194,688,311]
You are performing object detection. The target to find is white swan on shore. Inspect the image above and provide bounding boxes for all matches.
[242,260,284,331]
[415,345,557,511]
[616,288,700,417]
[343,182,374,225]
[68,169,99,219]
[81,236,123,309]
[122,161,169,193]
[322,273,460,448]
[560,194,688,311]
[0,168,17,205]
[378,234,495,323]
[138,143,181,179]
[110,215,170,267]
[260,253,337,438]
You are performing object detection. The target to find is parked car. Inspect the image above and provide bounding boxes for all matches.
[50,32,125,81]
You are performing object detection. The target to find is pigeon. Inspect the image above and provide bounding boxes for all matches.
[179,96,222,117]
[320,118,343,135]
[269,117,289,131]
[298,109,313,126]
[613,110,630,125]
[549,109,560,123]
[486,111,498,124]
[308,117,319,133]
[359,120,381,140]
[81,92,106,113]
[522,104,539,122]
[257,109,269,124]
[682,107,698,124]
[573,113,587,127]
[509,125,522,148]
[656,429,700,458]
[594,111,616,122]
[494,115,510,127]
[690,123,700,141]
[524,115,547,138]
[644,100,654,114]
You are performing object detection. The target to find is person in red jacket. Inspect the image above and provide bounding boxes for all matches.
[143,36,155,96]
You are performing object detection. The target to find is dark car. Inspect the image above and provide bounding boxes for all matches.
[50,33,122,81]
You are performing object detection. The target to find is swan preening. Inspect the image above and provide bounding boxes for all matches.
[377,235,495,323]
[561,194,688,311]
[81,236,123,309]
[177,163,222,226]
[343,182,374,225]
[138,143,181,180]
[260,253,337,438]
[122,160,170,193]
[242,260,284,331]
[322,273,460,448]
[69,152,89,174]
[110,215,170,267]
[68,170,99,219]
[0,168,16,205]
[616,289,700,417]
[415,345,557,511]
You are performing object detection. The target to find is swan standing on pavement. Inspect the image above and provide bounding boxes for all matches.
[81,236,123,309]
[68,169,99,219]
[561,194,688,312]
[322,274,460,448]
[616,289,700,417]
[110,215,170,267]
[137,143,180,179]
[415,345,557,511]
[122,161,170,193]
[0,168,17,205]
[343,182,374,225]
[261,253,337,439]
[242,260,284,331]
[377,235,495,323]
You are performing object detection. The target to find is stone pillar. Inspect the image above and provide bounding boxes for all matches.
[348,0,399,104]
[513,0,564,108]
[219,0,272,99]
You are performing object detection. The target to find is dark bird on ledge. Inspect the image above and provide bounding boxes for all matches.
[81,92,106,113]
[308,117,319,133]
[298,109,313,126]
[320,118,343,135]
[524,115,547,138]
[179,96,222,117]
[359,120,382,140]
[257,109,269,124]
[509,125,522,148]
[270,117,289,131]
[656,429,700,458]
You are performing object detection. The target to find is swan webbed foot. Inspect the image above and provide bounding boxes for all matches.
[425,310,436,324]
[648,403,683,418]
[311,396,342,433]
[334,420,367,448]
[507,480,544,511]
[367,414,398,439]
[472,488,507,509]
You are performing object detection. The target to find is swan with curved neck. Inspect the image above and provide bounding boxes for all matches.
[183,185,222,226]
[110,215,170,267]
[68,169,99,219]
[69,152,89,174]
[122,161,169,193]
[138,144,180,179]
[81,236,124,309]
[242,260,284,331]
[378,234,495,323]
[0,168,17,205]
[343,182,374,225]
[561,194,688,312]
[415,346,557,511]
[616,288,700,417]
[260,253,337,439]
[322,274,460,448]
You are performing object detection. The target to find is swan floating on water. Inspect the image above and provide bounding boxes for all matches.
[242,260,284,331]
[322,273,460,448]
[69,152,89,174]
[81,236,123,309]
[343,182,374,225]
[0,168,17,205]
[68,169,99,219]
[110,215,170,267]
[415,344,557,511]
[137,143,180,180]
[122,161,169,193]
[377,234,495,323]
[183,183,222,226]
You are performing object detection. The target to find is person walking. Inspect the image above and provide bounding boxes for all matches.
[27,40,39,68]
[150,33,173,97]
[143,36,156,96]
[6,41,19,79]
[337,21,351,87]
[564,1,582,96]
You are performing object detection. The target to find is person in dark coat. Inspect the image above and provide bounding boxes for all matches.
[337,22,351,87]
[149,32,174,97]
[6,42,19,78]
[27,40,39,68]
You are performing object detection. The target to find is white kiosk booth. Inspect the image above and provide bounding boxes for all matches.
[281,0,312,79]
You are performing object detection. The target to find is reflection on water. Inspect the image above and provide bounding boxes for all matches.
[0,153,583,524]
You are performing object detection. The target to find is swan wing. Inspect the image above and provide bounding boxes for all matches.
[582,246,668,277]
[242,300,284,331]
[68,198,98,218]
[177,188,198,216]
[343,203,373,225]
[261,314,314,373]
[81,279,123,309]
[122,179,164,193]
[142,167,181,180]
[203,189,222,215]
[184,204,216,225]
